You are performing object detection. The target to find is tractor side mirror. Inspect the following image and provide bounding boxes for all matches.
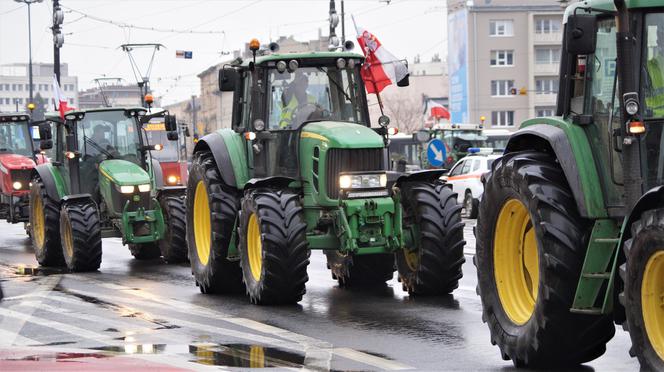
[167,131,179,141]
[164,115,177,132]
[219,67,239,92]
[38,123,53,150]
[565,14,597,55]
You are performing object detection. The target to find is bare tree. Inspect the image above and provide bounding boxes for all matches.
[382,92,423,134]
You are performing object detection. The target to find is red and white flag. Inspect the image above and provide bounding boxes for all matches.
[354,18,409,94]
[52,75,72,119]
[426,100,450,120]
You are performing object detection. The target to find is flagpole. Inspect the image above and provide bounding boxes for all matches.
[374,81,385,116]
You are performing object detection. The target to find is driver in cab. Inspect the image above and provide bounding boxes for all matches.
[278,71,317,128]
[86,124,114,157]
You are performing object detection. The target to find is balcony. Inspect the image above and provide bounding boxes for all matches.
[534,93,557,106]
[533,32,562,45]
[534,63,559,75]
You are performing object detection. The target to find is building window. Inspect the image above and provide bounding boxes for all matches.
[535,47,561,64]
[492,111,515,127]
[535,18,562,34]
[490,50,514,66]
[536,107,556,117]
[491,80,515,96]
[490,20,514,36]
[535,78,559,94]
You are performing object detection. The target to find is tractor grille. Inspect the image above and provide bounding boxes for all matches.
[10,169,33,190]
[326,148,384,199]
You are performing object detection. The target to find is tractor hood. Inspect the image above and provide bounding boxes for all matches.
[98,159,150,186]
[300,122,384,149]
[0,153,36,171]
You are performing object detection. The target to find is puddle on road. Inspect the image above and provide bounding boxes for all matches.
[89,343,306,368]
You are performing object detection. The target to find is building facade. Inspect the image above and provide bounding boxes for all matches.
[0,63,78,113]
[447,0,566,130]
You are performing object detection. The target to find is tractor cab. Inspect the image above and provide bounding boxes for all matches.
[219,51,374,180]
[428,123,488,167]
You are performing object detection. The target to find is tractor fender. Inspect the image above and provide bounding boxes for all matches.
[244,176,296,191]
[156,186,186,199]
[505,124,589,217]
[61,193,95,206]
[619,186,664,244]
[395,169,446,186]
[193,132,237,188]
[33,164,62,201]
[150,158,165,189]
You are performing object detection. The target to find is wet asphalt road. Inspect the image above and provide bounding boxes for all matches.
[0,220,639,371]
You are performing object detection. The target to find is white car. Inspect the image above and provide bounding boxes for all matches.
[444,151,501,218]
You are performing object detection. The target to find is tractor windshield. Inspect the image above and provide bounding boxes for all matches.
[0,121,32,157]
[142,120,179,162]
[76,111,141,165]
[267,65,368,130]
[441,130,488,152]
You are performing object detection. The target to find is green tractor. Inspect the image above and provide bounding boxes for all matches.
[475,0,664,369]
[186,44,466,304]
[29,107,188,271]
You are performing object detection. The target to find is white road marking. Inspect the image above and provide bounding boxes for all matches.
[334,347,414,370]
[0,329,41,346]
[0,275,60,347]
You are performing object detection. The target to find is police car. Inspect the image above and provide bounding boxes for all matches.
[444,148,501,219]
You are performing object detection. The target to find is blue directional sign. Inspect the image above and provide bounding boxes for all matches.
[427,138,446,167]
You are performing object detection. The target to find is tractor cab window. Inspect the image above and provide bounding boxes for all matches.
[0,121,32,157]
[77,111,141,164]
[142,120,179,162]
[441,130,487,153]
[641,13,664,189]
[267,66,367,130]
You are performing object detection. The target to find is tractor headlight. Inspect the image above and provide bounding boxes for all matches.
[339,173,387,189]
[137,184,151,193]
[12,181,22,190]
[119,185,135,194]
[166,175,178,185]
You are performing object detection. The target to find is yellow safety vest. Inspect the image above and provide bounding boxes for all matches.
[279,94,317,128]
[646,56,664,117]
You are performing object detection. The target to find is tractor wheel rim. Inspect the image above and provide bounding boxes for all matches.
[193,181,211,266]
[62,214,74,260]
[249,345,265,368]
[493,198,539,325]
[642,250,664,360]
[33,196,45,248]
[404,248,419,272]
[247,213,262,282]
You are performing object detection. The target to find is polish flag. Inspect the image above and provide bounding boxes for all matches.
[426,100,450,120]
[52,75,72,119]
[354,19,409,94]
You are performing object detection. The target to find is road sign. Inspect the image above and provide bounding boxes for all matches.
[176,50,193,59]
[426,138,446,167]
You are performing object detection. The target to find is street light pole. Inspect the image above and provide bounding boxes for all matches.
[14,0,43,109]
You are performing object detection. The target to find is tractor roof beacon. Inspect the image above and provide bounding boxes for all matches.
[186,42,466,305]
[475,0,664,369]
[29,107,188,271]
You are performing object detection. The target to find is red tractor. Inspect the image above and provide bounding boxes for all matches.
[0,113,46,224]
[142,112,189,187]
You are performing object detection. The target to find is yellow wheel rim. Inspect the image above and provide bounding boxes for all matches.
[404,249,419,271]
[62,214,74,260]
[494,198,540,325]
[193,181,211,266]
[247,213,263,281]
[249,345,265,368]
[32,195,45,248]
[642,250,664,360]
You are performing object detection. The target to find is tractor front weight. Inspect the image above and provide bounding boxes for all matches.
[120,199,165,244]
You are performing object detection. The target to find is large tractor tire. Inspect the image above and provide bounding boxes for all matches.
[325,251,394,287]
[396,181,465,294]
[475,151,615,367]
[159,194,188,263]
[239,189,310,305]
[29,178,64,266]
[129,243,161,260]
[620,208,664,370]
[60,200,102,272]
[187,151,244,294]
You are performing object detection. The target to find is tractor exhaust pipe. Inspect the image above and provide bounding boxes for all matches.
[614,0,643,209]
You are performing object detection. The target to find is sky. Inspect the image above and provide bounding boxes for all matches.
[0,0,446,105]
